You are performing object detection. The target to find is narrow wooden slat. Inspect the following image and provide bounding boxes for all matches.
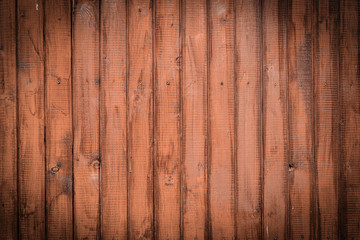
[154,0,181,238]
[262,0,288,238]
[44,0,73,238]
[17,0,45,238]
[100,0,127,238]
[73,0,100,238]
[339,0,360,238]
[208,0,235,238]
[313,0,339,238]
[181,0,208,238]
[0,0,17,238]
[234,0,262,238]
[287,0,314,238]
[128,0,154,239]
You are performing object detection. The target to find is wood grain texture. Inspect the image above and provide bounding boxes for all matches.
[340,0,360,238]
[0,0,17,238]
[208,0,236,238]
[73,0,100,238]
[262,0,288,239]
[234,0,262,239]
[17,0,46,238]
[181,0,208,239]
[44,0,73,238]
[313,0,339,238]
[287,0,314,238]
[128,0,154,239]
[154,0,181,238]
[100,0,128,238]
[2,2,360,239]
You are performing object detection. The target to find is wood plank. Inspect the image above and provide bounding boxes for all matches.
[313,0,339,238]
[127,0,154,239]
[234,0,262,239]
[100,0,127,238]
[73,0,100,238]
[287,0,314,238]
[339,0,360,238]
[262,0,288,239]
[181,0,208,239]
[0,0,17,238]
[17,0,45,238]
[44,0,73,238]
[154,0,181,238]
[208,0,236,238]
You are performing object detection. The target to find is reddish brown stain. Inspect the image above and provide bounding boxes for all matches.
[1,0,360,239]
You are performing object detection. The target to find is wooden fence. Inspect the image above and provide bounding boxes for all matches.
[0,0,359,239]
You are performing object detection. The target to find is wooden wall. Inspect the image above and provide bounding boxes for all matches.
[0,0,359,239]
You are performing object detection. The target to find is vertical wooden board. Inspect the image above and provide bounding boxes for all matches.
[0,0,17,238]
[44,0,73,238]
[340,0,360,238]
[128,0,154,239]
[154,0,181,238]
[287,0,314,238]
[100,0,127,238]
[181,0,208,239]
[313,0,339,238]
[17,0,45,238]
[262,0,288,239]
[73,0,100,238]
[234,0,262,239]
[208,0,235,238]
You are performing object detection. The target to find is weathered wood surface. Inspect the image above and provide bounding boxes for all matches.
[100,0,128,239]
[73,0,100,238]
[288,0,314,238]
[0,0,17,238]
[17,0,45,238]
[128,0,153,239]
[262,0,289,238]
[154,0,181,238]
[181,0,208,239]
[314,0,340,238]
[235,0,262,238]
[0,0,359,239]
[340,0,360,238]
[45,0,73,238]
